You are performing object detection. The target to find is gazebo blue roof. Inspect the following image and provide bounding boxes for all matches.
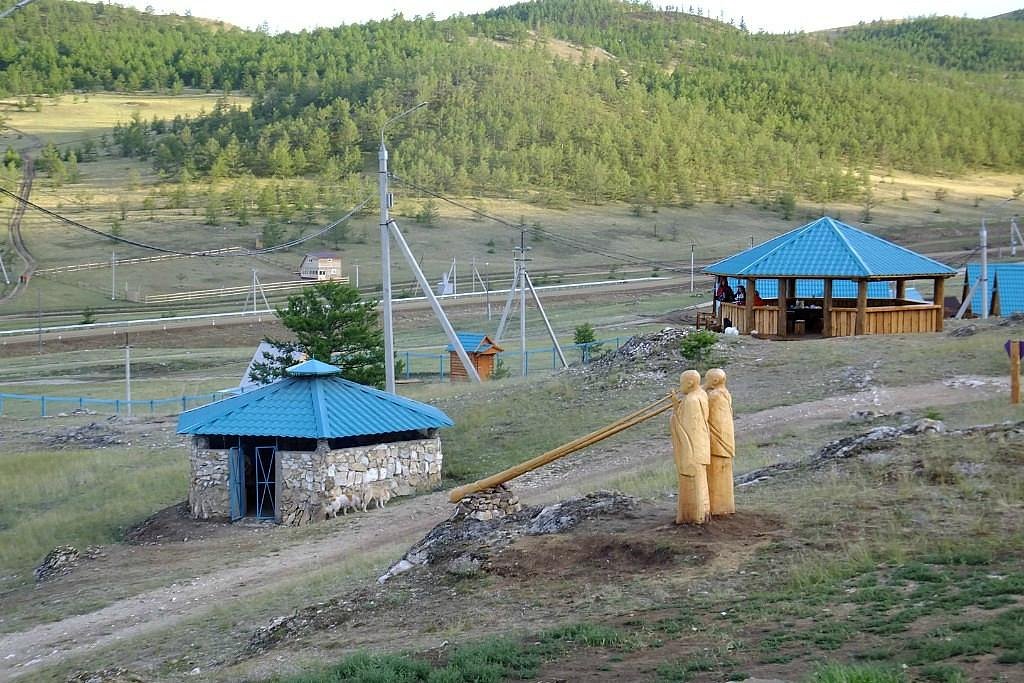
[705,217,956,279]
[177,359,453,439]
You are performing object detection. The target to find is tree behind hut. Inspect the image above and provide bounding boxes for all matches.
[251,282,385,387]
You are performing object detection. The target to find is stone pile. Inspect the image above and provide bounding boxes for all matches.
[455,485,522,521]
[377,490,638,584]
[34,545,80,582]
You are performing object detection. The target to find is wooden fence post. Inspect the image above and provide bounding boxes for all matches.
[1012,340,1021,405]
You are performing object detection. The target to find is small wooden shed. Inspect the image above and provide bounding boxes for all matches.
[705,217,957,337]
[448,333,503,381]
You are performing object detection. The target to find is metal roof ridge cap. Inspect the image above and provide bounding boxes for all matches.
[310,377,327,439]
[828,217,872,277]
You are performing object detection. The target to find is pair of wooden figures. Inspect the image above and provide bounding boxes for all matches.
[669,368,735,525]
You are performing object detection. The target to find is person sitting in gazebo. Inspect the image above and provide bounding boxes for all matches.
[735,285,747,305]
[752,288,765,306]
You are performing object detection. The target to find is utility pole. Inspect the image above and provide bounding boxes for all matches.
[518,230,528,376]
[495,229,567,376]
[124,333,132,417]
[36,289,42,354]
[1011,215,1022,258]
[379,102,428,394]
[981,218,989,319]
[690,242,695,293]
[111,250,116,300]
[485,261,491,320]
[354,264,359,289]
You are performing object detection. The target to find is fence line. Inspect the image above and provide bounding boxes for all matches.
[0,391,222,417]
[0,338,629,417]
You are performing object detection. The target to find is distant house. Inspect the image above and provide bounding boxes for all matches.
[299,252,348,282]
[448,333,503,381]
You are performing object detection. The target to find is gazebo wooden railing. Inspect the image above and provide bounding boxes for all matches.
[720,298,942,337]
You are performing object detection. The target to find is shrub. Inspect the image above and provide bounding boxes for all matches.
[680,330,718,367]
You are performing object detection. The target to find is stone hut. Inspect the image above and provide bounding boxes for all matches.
[177,359,453,525]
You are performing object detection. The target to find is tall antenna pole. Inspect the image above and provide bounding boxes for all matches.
[124,333,132,417]
[378,102,428,394]
[981,218,989,319]
[517,228,529,377]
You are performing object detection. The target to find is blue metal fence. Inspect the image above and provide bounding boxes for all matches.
[0,392,221,417]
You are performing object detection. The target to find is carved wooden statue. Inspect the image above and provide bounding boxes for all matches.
[670,370,711,524]
[704,368,736,515]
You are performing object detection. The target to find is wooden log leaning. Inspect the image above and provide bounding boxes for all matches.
[448,395,674,503]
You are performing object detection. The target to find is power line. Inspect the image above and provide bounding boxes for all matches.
[0,185,372,256]
[389,175,696,274]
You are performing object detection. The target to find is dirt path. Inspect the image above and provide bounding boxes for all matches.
[0,375,1007,679]
[0,126,40,303]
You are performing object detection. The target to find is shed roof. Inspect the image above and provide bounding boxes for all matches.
[966,263,1024,314]
[705,217,956,279]
[177,359,453,439]
[447,333,503,354]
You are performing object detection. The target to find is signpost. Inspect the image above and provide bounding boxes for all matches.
[1006,340,1022,404]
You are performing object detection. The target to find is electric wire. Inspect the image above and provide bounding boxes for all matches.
[389,174,699,274]
[0,184,372,257]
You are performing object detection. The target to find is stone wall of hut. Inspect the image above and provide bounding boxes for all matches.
[187,436,443,525]
[188,436,231,519]
[278,437,443,526]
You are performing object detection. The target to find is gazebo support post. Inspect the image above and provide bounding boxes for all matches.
[933,277,945,331]
[777,278,788,337]
[823,278,833,337]
[855,280,868,335]
[895,279,906,301]
[745,277,755,333]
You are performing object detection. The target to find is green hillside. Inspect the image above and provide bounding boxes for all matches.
[2,0,1024,206]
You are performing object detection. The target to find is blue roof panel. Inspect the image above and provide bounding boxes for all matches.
[706,217,956,278]
[177,365,453,438]
[966,263,1024,314]
[446,332,501,353]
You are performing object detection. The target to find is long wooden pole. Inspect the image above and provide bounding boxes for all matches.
[1012,340,1021,405]
[449,395,673,502]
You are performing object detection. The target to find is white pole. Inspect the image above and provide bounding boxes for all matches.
[690,242,695,293]
[485,262,491,321]
[518,229,528,377]
[495,263,518,340]
[1012,216,1022,258]
[378,102,428,394]
[388,220,480,382]
[379,140,395,394]
[981,218,989,319]
[111,250,116,300]
[125,340,132,417]
[525,271,568,368]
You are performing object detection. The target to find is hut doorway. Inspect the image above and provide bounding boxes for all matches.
[227,441,278,521]
[253,446,277,520]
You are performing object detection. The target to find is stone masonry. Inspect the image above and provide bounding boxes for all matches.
[187,435,443,525]
[279,437,443,526]
[189,436,230,520]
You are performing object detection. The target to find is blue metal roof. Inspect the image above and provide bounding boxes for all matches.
[966,263,1024,314]
[177,362,453,438]
[706,217,957,278]
[446,333,501,353]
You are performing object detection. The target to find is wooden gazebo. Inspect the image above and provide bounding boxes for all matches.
[705,217,957,337]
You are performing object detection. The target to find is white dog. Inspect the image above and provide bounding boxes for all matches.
[324,492,360,518]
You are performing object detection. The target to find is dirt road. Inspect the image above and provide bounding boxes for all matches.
[0,374,1007,679]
